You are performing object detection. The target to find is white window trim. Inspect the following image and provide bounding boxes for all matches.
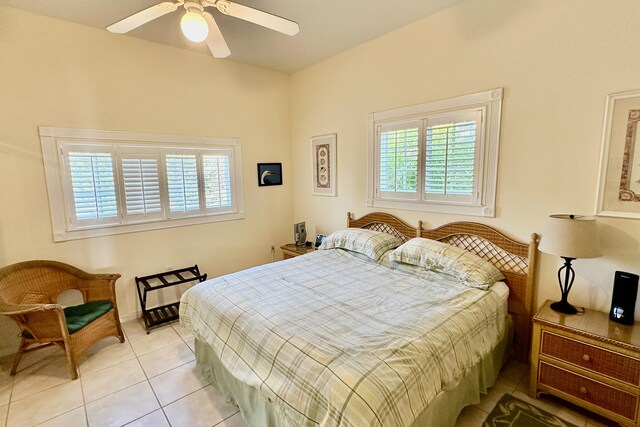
[367,88,503,217]
[40,127,245,242]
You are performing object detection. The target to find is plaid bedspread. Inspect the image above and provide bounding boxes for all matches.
[180,249,507,427]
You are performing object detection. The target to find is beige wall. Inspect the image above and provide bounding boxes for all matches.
[290,0,640,314]
[0,6,292,356]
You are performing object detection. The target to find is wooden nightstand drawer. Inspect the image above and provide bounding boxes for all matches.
[281,244,315,259]
[541,330,640,386]
[539,361,638,422]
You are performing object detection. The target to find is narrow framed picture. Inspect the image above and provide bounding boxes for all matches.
[257,163,282,186]
[311,134,337,196]
[596,89,640,219]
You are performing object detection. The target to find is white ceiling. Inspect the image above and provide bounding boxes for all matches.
[1,0,466,72]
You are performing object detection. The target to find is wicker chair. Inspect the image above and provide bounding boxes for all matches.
[0,260,124,380]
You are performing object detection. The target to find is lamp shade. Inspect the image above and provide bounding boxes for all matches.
[539,214,602,259]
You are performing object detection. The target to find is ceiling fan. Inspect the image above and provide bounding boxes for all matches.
[107,0,300,58]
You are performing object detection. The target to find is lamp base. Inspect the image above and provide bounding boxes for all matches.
[550,299,578,314]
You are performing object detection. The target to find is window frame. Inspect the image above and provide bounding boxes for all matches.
[40,127,245,242]
[367,88,503,217]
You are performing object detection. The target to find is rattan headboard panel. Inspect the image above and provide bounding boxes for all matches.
[432,233,529,275]
[347,212,421,242]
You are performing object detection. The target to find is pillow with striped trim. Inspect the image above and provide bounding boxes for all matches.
[390,237,504,289]
[318,228,403,261]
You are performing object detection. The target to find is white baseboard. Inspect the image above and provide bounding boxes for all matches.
[119,312,141,322]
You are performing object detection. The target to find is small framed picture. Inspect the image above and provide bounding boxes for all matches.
[311,134,337,196]
[257,163,282,186]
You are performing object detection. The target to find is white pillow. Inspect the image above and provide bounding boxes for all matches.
[390,237,504,289]
[319,228,403,261]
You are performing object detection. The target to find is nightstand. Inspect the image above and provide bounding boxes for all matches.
[531,300,640,426]
[281,244,315,259]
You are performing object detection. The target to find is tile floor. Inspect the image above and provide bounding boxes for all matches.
[0,319,615,427]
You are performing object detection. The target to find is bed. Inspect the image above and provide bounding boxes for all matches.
[180,212,539,426]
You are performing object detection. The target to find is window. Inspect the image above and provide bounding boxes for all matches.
[367,88,503,217]
[41,128,244,241]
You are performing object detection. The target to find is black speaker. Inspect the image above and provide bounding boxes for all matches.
[609,271,640,325]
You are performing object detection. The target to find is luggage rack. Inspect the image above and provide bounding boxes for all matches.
[135,265,207,334]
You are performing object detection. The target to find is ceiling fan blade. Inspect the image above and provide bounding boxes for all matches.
[214,0,299,36]
[203,13,231,58]
[107,2,180,34]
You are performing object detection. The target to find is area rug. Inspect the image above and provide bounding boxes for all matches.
[483,394,579,427]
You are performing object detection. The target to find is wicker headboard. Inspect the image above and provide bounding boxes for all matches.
[346,212,422,242]
[347,212,539,362]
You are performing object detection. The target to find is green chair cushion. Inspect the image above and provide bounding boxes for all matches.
[64,300,113,334]
[21,300,113,338]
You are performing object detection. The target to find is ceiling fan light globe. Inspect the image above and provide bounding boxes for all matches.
[181,12,209,43]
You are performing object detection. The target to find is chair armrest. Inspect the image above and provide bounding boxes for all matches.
[1,302,67,340]
[0,301,52,316]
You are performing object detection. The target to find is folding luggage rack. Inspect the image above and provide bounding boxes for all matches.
[135,265,207,333]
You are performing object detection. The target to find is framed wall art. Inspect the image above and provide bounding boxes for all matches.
[257,163,282,186]
[311,134,336,196]
[596,89,640,219]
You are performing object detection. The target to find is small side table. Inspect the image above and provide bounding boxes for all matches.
[530,299,640,426]
[281,244,315,259]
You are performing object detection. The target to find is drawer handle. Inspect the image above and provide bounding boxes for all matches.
[580,386,588,394]
[582,354,590,362]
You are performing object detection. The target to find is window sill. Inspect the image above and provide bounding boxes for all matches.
[367,198,495,217]
[53,211,246,242]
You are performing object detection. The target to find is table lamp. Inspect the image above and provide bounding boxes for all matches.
[539,214,602,314]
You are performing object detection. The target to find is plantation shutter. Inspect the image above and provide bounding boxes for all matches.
[118,147,162,221]
[377,120,420,200]
[62,144,120,227]
[164,151,201,217]
[202,150,234,211]
[424,111,482,203]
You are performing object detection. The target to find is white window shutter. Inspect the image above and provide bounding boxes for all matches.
[202,150,234,211]
[377,120,420,200]
[62,144,120,228]
[118,147,163,221]
[425,111,482,203]
[163,151,201,217]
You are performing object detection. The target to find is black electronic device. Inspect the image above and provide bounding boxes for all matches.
[315,234,327,248]
[609,271,639,325]
[294,222,306,246]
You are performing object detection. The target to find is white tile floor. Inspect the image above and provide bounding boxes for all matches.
[0,320,615,427]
